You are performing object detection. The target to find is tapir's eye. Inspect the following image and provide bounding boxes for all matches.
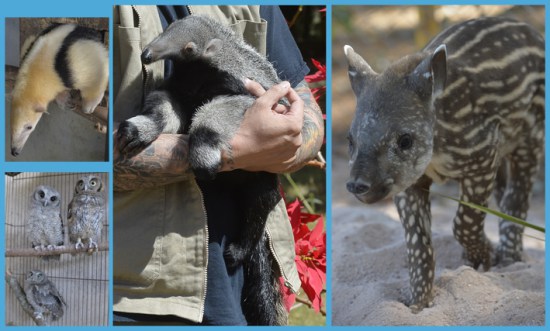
[397,134,413,150]
[25,125,33,130]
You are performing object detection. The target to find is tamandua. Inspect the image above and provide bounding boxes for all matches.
[10,23,108,156]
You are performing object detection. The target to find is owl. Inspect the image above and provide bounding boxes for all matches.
[23,269,66,322]
[26,185,64,261]
[68,175,105,252]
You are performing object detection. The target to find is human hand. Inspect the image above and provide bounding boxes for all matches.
[220,79,304,173]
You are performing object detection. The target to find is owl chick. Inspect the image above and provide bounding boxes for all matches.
[68,175,105,252]
[26,185,64,261]
[24,269,66,322]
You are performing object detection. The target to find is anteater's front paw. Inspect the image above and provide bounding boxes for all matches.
[189,126,223,180]
[116,119,158,156]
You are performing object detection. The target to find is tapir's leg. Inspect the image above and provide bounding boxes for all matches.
[394,175,434,313]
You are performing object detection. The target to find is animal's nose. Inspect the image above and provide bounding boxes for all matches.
[11,148,19,157]
[346,179,370,195]
[141,48,153,64]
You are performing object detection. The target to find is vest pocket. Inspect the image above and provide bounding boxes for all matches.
[229,19,267,56]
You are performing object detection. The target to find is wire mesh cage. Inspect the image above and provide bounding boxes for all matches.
[5,172,109,326]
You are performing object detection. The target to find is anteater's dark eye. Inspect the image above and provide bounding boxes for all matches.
[397,134,413,150]
[25,125,33,130]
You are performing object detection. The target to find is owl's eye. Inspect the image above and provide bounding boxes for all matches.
[50,196,57,202]
[39,191,45,198]
[90,179,97,186]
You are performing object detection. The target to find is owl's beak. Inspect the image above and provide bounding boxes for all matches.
[43,201,48,207]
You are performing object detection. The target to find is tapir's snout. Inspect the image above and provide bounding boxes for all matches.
[346,179,370,195]
[346,173,393,204]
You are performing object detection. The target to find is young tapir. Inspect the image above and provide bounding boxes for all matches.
[344,16,545,312]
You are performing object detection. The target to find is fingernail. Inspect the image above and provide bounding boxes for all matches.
[243,77,251,84]
[281,81,290,89]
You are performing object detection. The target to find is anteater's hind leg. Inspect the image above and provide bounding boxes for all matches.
[224,171,280,268]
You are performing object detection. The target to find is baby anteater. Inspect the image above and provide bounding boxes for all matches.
[116,15,287,325]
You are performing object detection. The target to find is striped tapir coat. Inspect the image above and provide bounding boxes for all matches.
[344,17,545,312]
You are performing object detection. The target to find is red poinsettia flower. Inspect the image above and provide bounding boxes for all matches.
[282,199,326,312]
[305,58,326,102]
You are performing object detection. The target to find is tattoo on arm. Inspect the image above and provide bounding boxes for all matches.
[220,144,236,171]
[114,134,191,191]
[291,80,325,169]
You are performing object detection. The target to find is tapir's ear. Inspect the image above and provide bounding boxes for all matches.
[409,44,447,100]
[344,45,377,97]
[204,38,222,58]
[430,44,447,97]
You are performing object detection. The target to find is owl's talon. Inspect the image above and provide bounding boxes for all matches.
[33,311,44,320]
[75,239,84,250]
[88,239,98,251]
[46,245,55,251]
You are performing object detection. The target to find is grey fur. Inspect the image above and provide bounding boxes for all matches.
[24,269,66,322]
[116,15,280,177]
[68,175,105,252]
[26,185,64,262]
[345,17,544,312]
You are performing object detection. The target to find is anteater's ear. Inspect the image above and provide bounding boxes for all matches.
[344,45,377,97]
[183,42,198,55]
[34,104,47,113]
[410,44,447,100]
[203,38,222,58]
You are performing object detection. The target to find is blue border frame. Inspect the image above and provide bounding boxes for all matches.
[0,0,548,329]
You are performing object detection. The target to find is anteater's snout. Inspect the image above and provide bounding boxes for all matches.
[141,48,153,64]
[346,179,370,195]
[11,148,20,157]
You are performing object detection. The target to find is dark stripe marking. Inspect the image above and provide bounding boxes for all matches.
[55,25,102,88]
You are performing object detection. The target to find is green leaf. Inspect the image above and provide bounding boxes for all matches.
[430,190,545,234]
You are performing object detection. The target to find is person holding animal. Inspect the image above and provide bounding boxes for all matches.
[112,5,324,326]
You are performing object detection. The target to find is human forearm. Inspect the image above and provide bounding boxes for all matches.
[113,133,191,191]
[287,79,325,172]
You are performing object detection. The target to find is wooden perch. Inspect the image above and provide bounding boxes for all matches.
[5,65,108,128]
[5,270,46,326]
[5,243,109,257]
